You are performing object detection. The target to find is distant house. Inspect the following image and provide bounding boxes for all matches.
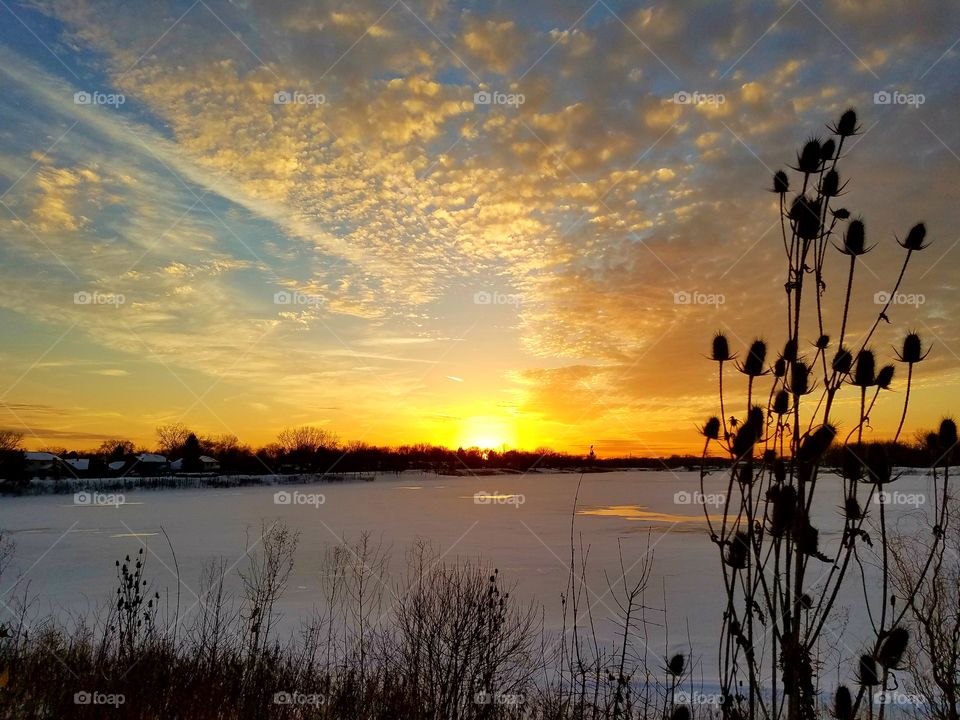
[131,453,168,475]
[64,458,90,473]
[24,452,59,479]
[170,455,220,473]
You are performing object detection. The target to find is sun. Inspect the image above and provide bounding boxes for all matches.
[457,416,516,450]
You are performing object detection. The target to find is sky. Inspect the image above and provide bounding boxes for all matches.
[0,0,957,456]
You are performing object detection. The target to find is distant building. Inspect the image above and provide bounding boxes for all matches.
[170,455,220,473]
[23,452,59,478]
[64,458,90,473]
[130,453,168,475]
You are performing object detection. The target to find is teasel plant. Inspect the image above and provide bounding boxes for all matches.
[697,109,952,720]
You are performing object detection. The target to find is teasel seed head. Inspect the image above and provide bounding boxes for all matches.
[834,685,853,720]
[815,334,830,350]
[772,169,790,195]
[852,350,876,388]
[839,218,869,256]
[773,390,790,415]
[865,443,893,485]
[773,458,786,484]
[832,347,853,375]
[858,655,880,686]
[876,364,895,389]
[831,108,860,138]
[821,169,841,197]
[701,417,721,440]
[799,424,836,464]
[767,484,796,537]
[739,339,768,377]
[844,496,862,521]
[832,207,851,220]
[711,332,733,362]
[878,627,909,669]
[732,406,765,458]
[939,418,958,452]
[724,531,750,569]
[820,138,836,162]
[773,357,787,377]
[670,706,691,720]
[842,445,864,481]
[796,138,823,174]
[782,339,798,363]
[896,331,928,364]
[667,653,685,677]
[790,360,812,396]
[898,222,929,251]
[790,194,822,240]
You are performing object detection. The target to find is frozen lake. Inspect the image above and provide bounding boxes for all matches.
[0,469,940,690]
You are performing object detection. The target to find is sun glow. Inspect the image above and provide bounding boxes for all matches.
[457,416,516,450]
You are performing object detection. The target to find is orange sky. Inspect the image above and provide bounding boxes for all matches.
[0,1,958,457]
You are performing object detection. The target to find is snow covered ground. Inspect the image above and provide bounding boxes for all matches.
[0,468,939,707]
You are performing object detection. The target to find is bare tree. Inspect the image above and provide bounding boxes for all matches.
[892,495,960,720]
[276,425,338,454]
[0,430,23,452]
[155,423,193,456]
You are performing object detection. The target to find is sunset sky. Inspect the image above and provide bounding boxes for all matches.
[0,0,958,455]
